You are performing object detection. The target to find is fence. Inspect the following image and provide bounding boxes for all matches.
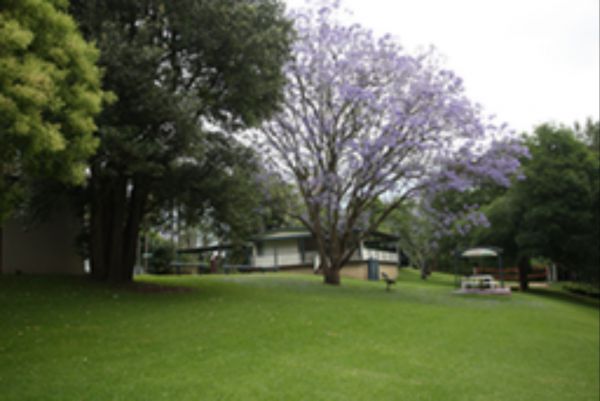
[473,266,551,282]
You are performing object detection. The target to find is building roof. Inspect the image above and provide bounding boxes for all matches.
[251,228,313,242]
[461,247,503,258]
[251,228,400,242]
[177,244,239,254]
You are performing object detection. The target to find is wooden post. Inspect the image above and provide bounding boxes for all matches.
[454,250,460,288]
[498,253,504,288]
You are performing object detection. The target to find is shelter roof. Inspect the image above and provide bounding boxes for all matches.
[461,247,502,258]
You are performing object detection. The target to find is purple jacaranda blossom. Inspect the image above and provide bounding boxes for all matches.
[258,0,527,283]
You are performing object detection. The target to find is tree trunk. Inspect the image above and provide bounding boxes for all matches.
[90,166,109,281]
[107,176,127,283]
[517,255,530,292]
[420,262,429,280]
[89,170,149,284]
[0,226,3,274]
[121,178,148,282]
[315,235,360,286]
[324,267,341,285]
[89,200,107,280]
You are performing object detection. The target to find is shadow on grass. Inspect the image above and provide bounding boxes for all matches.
[525,287,600,309]
[398,271,456,289]
[0,274,211,303]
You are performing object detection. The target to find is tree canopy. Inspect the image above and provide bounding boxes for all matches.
[0,0,106,220]
[148,134,299,248]
[474,123,600,283]
[258,2,527,284]
[69,0,293,282]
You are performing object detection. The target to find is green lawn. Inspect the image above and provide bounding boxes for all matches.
[0,270,598,401]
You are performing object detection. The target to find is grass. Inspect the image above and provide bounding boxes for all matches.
[0,270,598,401]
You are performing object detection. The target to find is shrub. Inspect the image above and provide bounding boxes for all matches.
[148,243,176,274]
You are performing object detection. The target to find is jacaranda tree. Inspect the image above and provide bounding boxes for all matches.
[259,1,527,285]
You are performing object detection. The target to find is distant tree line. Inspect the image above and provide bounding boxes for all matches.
[378,121,599,287]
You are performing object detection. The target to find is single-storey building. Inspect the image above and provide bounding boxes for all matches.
[0,208,84,275]
[251,228,403,281]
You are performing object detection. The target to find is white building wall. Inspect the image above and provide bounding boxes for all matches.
[251,235,398,268]
[351,244,397,263]
[253,245,396,267]
[362,248,397,262]
[1,209,83,275]
[254,239,305,267]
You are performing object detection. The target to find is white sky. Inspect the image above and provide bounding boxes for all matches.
[286,0,600,134]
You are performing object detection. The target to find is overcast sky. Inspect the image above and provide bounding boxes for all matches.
[286,0,600,134]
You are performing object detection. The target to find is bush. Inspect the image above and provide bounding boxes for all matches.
[148,243,176,274]
[563,282,600,299]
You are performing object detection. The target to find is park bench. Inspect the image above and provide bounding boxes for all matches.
[382,272,396,291]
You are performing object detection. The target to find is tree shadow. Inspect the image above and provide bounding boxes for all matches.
[396,270,457,289]
[525,287,599,309]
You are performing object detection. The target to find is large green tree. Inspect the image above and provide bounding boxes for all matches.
[69,0,293,282]
[149,133,300,248]
[0,0,105,220]
[475,123,600,283]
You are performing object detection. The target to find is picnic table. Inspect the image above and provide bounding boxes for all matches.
[460,274,500,290]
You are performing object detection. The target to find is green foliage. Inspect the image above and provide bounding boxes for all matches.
[475,123,600,283]
[68,0,293,281]
[468,190,521,266]
[574,118,600,151]
[370,199,435,275]
[70,0,293,177]
[148,134,300,247]
[0,273,598,400]
[0,0,107,220]
[147,240,176,274]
